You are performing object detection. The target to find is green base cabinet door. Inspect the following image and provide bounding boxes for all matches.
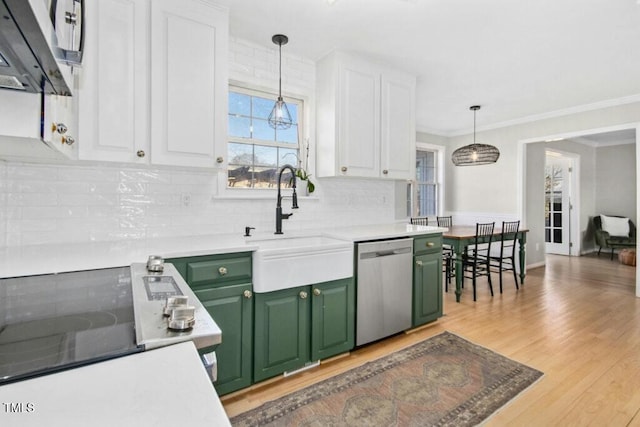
[194,284,253,396]
[311,278,355,361]
[166,253,254,396]
[413,252,443,327]
[254,287,310,382]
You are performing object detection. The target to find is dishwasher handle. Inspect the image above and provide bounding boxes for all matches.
[360,246,412,260]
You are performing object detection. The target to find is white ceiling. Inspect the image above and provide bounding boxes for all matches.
[213,0,640,135]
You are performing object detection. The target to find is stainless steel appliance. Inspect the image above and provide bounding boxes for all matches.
[0,261,221,385]
[0,0,84,94]
[356,238,413,346]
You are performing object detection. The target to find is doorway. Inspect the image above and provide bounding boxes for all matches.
[544,151,577,255]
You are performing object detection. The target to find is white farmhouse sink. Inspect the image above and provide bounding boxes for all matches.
[249,235,354,293]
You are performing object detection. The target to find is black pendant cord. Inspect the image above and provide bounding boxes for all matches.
[473,108,476,144]
[278,42,283,99]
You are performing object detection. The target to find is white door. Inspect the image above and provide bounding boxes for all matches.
[545,152,574,255]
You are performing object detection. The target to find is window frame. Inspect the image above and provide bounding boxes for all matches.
[409,143,446,218]
[226,84,305,191]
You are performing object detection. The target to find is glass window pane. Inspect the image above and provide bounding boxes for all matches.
[229,115,251,138]
[254,166,277,188]
[228,142,253,167]
[545,228,551,243]
[254,145,278,168]
[553,229,562,243]
[229,92,250,116]
[253,118,276,141]
[279,148,298,167]
[287,102,298,124]
[553,213,562,227]
[276,124,299,144]
[228,165,252,187]
[252,97,273,120]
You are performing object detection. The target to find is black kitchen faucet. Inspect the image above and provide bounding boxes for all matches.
[275,164,298,234]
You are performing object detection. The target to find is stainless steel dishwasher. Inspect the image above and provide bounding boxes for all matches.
[356,238,413,346]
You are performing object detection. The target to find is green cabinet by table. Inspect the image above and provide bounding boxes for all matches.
[412,234,443,326]
[167,253,253,396]
[254,277,354,382]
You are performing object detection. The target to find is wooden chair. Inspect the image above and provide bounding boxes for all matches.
[410,217,429,226]
[436,216,454,290]
[461,222,495,301]
[489,220,520,293]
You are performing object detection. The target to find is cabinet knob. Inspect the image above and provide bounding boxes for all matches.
[299,291,308,299]
[52,123,68,134]
[62,136,75,146]
[136,150,146,158]
[216,156,224,164]
[243,290,253,299]
[313,288,321,296]
[426,242,434,247]
[416,260,423,267]
[382,169,388,175]
[341,166,347,173]
[218,266,228,276]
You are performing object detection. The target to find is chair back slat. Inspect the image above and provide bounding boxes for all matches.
[472,222,495,255]
[500,220,520,257]
[437,216,452,227]
[410,217,429,226]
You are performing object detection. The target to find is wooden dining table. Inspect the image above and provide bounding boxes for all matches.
[442,225,529,302]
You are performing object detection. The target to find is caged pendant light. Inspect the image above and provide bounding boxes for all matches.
[268,34,293,130]
[451,105,500,166]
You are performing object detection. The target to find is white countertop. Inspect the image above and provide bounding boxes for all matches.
[0,223,445,278]
[324,223,445,242]
[0,341,231,427]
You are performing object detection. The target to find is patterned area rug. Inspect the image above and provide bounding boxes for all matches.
[231,331,543,427]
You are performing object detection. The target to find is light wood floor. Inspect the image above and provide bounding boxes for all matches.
[222,254,640,426]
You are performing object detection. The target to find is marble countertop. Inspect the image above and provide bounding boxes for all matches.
[0,341,231,427]
[0,223,445,278]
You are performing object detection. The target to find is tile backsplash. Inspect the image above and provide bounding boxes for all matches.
[0,161,396,247]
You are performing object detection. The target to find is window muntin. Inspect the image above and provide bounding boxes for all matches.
[227,87,301,188]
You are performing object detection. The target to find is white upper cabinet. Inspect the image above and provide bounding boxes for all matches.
[150,0,228,168]
[78,0,147,163]
[78,0,228,168]
[316,51,416,180]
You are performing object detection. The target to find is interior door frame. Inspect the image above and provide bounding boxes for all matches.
[544,149,580,256]
[517,122,640,298]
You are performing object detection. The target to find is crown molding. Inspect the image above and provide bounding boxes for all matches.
[425,94,640,137]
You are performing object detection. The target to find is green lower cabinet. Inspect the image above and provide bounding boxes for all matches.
[254,278,355,382]
[254,287,310,382]
[194,283,253,396]
[412,252,443,326]
[311,278,354,360]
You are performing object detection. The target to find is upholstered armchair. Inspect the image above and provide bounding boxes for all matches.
[593,215,636,260]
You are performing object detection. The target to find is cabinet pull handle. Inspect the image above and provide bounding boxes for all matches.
[313,288,321,296]
[382,169,388,175]
[416,260,423,267]
[216,156,224,163]
[136,150,145,158]
[62,136,75,146]
[299,291,308,299]
[243,290,252,299]
[426,242,434,247]
[52,123,68,134]
[341,166,347,173]
[218,267,228,276]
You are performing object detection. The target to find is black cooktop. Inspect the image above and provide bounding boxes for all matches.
[0,267,142,385]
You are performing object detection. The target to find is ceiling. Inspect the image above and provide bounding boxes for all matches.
[213,0,640,135]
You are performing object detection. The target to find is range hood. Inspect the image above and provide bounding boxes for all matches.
[0,0,83,95]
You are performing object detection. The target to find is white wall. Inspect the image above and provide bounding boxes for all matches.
[0,38,397,248]
[595,143,637,220]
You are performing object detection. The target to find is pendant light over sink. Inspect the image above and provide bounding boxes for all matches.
[268,34,293,130]
[451,105,500,166]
